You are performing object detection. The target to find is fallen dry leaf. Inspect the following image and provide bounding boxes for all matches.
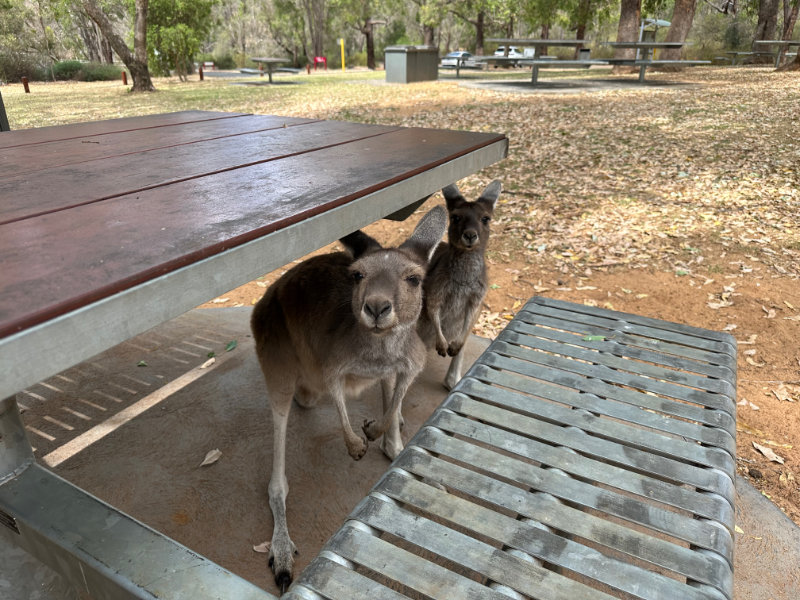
[253,541,271,553]
[745,356,765,368]
[772,384,798,403]
[723,323,737,331]
[737,422,765,437]
[735,525,744,534]
[211,297,229,304]
[200,448,222,467]
[200,357,216,369]
[753,442,785,464]
[762,305,776,318]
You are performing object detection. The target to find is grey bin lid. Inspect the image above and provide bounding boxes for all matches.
[385,45,437,53]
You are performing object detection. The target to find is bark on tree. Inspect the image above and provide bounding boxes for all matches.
[82,0,155,91]
[613,0,641,73]
[574,0,590,57]
[661,0,698,61]
[776,0,800,68]
[449,9,486,54]
[754,0,780,44]
[301,0,326,57]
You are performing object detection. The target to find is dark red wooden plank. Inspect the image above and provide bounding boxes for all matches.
[0,121,399,224]
[0,114,317,178]
[0,111,249,150]
[0,127,507,338]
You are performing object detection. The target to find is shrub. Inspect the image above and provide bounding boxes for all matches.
[0,54,46,82]
[51,61,122,82]
[80,63,124,81]
[213,53,236,70]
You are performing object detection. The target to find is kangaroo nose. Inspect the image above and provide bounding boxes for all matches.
[365,299,392,320]
[462,231,478,245]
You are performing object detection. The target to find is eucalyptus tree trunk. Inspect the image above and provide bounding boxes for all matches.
[82,0,155,91]
[613,0,640,73]
[661,0,698,62]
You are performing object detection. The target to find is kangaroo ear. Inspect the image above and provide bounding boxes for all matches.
[478,179,502,210]
[401,205,447,263]
[340,230,382,259]
[442,183,465,212]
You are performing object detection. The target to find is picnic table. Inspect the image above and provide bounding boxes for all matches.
[0,110,508,598]
[602,41,710,82]
[474,38,596,84]
[250,57,291,82]
[753,40,800,67]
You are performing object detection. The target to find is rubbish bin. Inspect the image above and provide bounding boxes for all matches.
[385,46,439,83]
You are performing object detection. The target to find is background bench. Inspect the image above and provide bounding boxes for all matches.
[286,296,736,599]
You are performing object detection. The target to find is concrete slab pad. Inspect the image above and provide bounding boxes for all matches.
[2,307,799,599]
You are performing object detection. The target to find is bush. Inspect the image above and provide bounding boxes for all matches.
[0,54,46,82]
[213,53,236,70]
[52,60,84,80]
[80,63,124,81]
[51,61,123,82]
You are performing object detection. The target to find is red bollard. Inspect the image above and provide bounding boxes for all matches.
[21,76,30,93]
[199,65,204,81]
[122,71,128,85]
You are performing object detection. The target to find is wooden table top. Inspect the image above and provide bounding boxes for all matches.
[0,110,507,397]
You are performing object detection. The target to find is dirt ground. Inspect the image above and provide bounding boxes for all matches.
[201,196,800,526]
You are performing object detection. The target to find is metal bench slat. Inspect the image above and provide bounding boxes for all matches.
[455,378,735,476]
[287,556,412,600]
[528,297,737,350]
[412,427,733,560]
[376,471,720,600]
[395,449,732,594]
[507,316,735,380]
[351,495,617,600]
[322,524,512,599]
[479,345,735,433]
[491,336,735,416]
[518,307,736,372]
[429,410,734,525]
[504,319,735,396]
[470,357,736,454]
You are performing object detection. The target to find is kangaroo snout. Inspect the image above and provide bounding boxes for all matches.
[462,230,479,247]
[362,297,394,328]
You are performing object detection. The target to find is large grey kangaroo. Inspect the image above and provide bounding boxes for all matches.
[250,205,447,590]
[419,180,501,389]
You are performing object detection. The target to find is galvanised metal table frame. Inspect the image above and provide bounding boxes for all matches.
[287,297,737,600]
[0,111,508,599]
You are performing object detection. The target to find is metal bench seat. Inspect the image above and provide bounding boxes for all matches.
[287,296,736,600]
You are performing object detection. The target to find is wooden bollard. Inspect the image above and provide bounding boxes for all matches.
[122,71,127,85]
[21,76,30,93]
[199,65,204,81]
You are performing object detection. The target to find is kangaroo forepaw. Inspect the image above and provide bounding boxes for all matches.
[447,342,463,357]
[347,435,368,460]
[363,418,381,441]
[436,341,448,357]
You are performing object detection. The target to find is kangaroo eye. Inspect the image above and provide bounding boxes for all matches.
[406,275,421,287]
[481,216,491,225]
[451,215,461,224]
[352,271,364,283]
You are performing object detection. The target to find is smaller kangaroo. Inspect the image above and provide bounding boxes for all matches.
[419,180,501,389]
[250,205,446,590]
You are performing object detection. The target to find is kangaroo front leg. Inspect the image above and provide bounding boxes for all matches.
[444,350,466,390]
[329,383,368,460]
[427,302,449,357]
[363,372,413,443]
[379,376,403,460]
[267,389,297,592]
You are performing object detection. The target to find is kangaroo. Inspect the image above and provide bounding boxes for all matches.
[250,205,446,590]
[419,180,501,390]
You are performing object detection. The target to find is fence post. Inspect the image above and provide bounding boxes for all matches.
[122,71,128,85]
[21,77,30,93]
